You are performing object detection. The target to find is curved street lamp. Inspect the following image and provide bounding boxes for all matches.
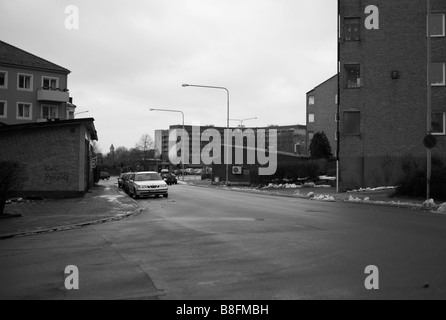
[74,111,89,116]
[182,84,230,185]
[150,108,185,181]
[229,117,258,128]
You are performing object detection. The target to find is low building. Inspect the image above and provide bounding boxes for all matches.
[0,118,98,199]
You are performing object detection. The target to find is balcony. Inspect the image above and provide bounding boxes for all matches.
[37,88,69,102]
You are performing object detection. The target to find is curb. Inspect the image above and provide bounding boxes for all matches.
[184,182,439,212]
[0,206,144,241]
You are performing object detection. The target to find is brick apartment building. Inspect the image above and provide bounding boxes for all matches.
[0,40,98,198]
[338,0,446,190]
[306,75,338,156]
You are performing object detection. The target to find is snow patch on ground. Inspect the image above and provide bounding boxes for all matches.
[94,195,125,203]
[262,183,301,189]
[348,186,396,193]
[433,203,446,214]
[311,194,336,202]
[262,182,332,190]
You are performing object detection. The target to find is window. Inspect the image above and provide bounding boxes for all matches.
[432,112,445,135]
[0,100,6,118]
[18,73,33,91]
[17,102,32,120]
[335,112,339,122]
[42,105,58,119]
[42,76,59,89]
[430,13,445,37]
[345,64,361,88]
[309,114,315,123]
[0,71,7,89]
[431,62,445,86]
[343,111,360,135]
[308,95,315,105]
[335,94,338,105]
[344,18,361,41]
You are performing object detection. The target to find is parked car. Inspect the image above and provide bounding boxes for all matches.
[128,172,168,199]
[100,171,110,180]
[122,172,133,194]
[161,172,178,185]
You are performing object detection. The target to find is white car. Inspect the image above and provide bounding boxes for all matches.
[128,172,168,199]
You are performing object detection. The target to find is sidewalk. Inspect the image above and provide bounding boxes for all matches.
[181,179,446,212]
[0,181,142,240]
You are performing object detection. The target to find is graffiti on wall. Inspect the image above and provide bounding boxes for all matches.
[44,164,70,185]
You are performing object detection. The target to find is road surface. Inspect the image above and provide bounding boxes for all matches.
[1,181,446,300]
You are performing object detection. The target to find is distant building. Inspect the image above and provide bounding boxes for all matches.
[154,124,306,184]
[155,129,170,161]
[338,0,446,190]
[306,75,338,156]
[0,40,75,124]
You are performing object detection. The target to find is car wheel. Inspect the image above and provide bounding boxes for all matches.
[163,194,168,198]
[133,188,139,199]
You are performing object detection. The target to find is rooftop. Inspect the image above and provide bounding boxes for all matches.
[0,118,98,140]
[0,40,70,74]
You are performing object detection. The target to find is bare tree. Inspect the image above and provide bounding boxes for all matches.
[0,162,28,214]
[136,134,154,170]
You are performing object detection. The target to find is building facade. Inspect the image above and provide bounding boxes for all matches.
[0,119,98,198]
[306,75,338,156]
[0,40,74,124]
[161,123,307,165]
[338,0,446,190]
[155,129,170,162]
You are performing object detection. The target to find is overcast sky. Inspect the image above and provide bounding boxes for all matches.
[1,0,337,153]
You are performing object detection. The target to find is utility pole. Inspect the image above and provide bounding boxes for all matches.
[427,0,432,200]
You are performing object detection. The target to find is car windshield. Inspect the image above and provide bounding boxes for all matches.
[135,173,162,181]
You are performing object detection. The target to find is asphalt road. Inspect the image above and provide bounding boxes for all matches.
[1,181,446,300]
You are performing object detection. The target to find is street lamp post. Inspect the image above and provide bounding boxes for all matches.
[427,0,432,200]
[150,108,185,181]
[182,84,230,185]
[74,111,89,116]
[229,117,258,128]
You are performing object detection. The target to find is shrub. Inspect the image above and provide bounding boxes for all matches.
[395,157,446,200]
[250,159,323,186]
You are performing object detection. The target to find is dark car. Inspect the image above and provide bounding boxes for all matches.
[100,171,110,180]
[118,173,131,189]
[120,172,133,194]
[163,173,178,185]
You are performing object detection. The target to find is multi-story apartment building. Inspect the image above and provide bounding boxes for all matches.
[306,75,338,156]
[155,129,170,161]
[338,0,446,190]
[0,40,74,124]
